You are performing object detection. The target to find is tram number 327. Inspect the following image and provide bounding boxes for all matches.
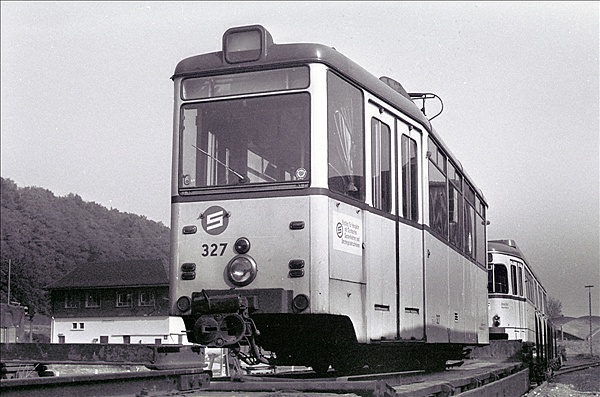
[201,243,228,257]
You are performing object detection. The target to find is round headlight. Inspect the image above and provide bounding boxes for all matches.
[227,255,257,287]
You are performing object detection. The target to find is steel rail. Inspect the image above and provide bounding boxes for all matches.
[0,368,211,397]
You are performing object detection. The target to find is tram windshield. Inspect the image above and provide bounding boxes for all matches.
[179,93,310,190]
[488,263,509,294]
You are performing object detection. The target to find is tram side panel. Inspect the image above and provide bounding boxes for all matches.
[398,222,425,340]
[448,249,466,343]
[425,234,488,345]
[476,265,490,344]
[424,233,450,343]
[364,211,398,341]
[328,199,367,342]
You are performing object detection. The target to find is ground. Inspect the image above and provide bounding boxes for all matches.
[527,340,600,396]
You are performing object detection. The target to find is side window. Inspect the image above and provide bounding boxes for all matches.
[475,197,487,265]
[525,271,534,303]
[428,137,448,237]
[464,184,476,259]
[328,72,364,200]
[518,266,523,296]
[511,264,518,296]
[448,162,463,250]
[401,134,419,221]
[371,118,391,212]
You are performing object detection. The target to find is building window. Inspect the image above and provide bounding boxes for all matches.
[85,291,101,308]
[72,322,85,330]
[100,335,108,343]
[116,291,133,307]
[64,292,79,309]
[123,335,131,344]
[139,291,156,307]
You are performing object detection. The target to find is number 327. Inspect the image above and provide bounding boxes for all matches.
[201,243,227,257]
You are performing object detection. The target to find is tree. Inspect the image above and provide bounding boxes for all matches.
[0,177,170,314]
[547,296,563,319]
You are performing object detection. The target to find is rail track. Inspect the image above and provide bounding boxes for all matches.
[522,359,600,396]
[552,360,600,377]
[1,359,529,397]
[0,341,545,397]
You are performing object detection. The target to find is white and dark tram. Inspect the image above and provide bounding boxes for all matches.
[169,25,489,372]
[487,239,558,375]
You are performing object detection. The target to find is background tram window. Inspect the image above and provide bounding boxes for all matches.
[492,264,509,294]
[371,118,391,212]
[427,137,448,237]
[401,135,419,221]
[525,271,534,303]
[511,264,518,295]
[518,267,523,296]
[327,72,364,201]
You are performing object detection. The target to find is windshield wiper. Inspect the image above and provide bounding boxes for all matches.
[192,144,248,184]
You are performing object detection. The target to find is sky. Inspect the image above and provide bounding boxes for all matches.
[1,2,598,317]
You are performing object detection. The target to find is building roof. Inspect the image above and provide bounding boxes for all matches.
[47,259,168,290]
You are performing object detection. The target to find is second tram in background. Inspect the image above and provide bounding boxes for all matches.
[169,25,489,373]
[487,239,559,378]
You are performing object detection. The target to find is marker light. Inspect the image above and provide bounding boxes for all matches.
[177,296,191,312]
[293,294,310,312]
[234,237,251,254]
[222,25,273,64]
[227,255,257,287]
[493,314,501,327]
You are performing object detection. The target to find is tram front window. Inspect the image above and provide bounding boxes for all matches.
[488,264,509,294]
[180,93,310,190]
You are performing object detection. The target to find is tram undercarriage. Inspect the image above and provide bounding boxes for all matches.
[181,289,465,374]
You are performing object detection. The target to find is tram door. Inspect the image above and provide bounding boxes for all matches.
[514,261,526,340]
[364,104,398,341]
[397,121,425,340]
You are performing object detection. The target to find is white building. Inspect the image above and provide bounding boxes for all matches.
[48,259,189,345]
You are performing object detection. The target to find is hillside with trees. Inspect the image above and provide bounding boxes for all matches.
[0,178,170,315]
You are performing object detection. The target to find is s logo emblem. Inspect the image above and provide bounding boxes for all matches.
[201,206,229,235]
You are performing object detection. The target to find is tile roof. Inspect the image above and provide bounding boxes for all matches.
[47,259,168,289]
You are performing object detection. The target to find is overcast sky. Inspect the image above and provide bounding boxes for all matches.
[2,2,598,317]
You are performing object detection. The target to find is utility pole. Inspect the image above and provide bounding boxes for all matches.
[7,259,11,304]
[585,285,594,357]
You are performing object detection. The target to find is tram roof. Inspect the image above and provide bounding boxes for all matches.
[488,239,546,291]
[173,26,486,203]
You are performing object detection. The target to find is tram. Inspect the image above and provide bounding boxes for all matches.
[169,25,489,372]
[487,239,559,378]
